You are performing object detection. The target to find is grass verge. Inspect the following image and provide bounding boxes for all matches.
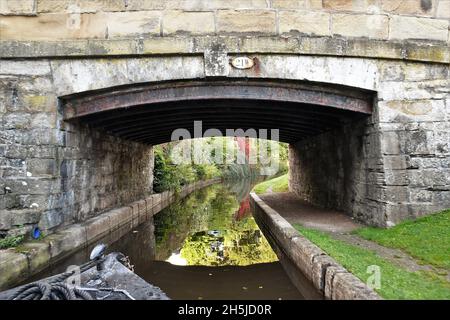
[294,224,450,300]
[252,174,288,194]
[354,209,450,269]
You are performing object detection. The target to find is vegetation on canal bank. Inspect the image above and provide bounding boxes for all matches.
[0,234,24,249]
[294,223,450,299]
[252,174,288,194]
[153,138,289,193]
[153,143,221,193]
[355,209,450,270]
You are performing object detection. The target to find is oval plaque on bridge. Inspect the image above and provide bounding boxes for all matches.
[230,56,254,69]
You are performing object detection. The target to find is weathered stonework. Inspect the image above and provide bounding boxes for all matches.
[382,0,435,16]
[389,15,449,41]
[0,1,449,234]
[437,1,450,18]
[279,10,331,36]
[0,58,156,236]
[1,49,449,233]
[0,179,219,290]
[216,10,277,34]
[288,58,449,227]
[288,117,387,226]
[0,0,36,16]
[163,11,215,35]
[1,37,448,64]
[332,13,389,39]
[54,123,154,229]
[250,193,381,300]
[1,0,449,43]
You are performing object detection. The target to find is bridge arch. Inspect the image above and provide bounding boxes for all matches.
[0,36,448,236]
[1,3,450,293]
[1,47,447,235]
[61,78,374,145]
[47,53,385,227]
[0,49,447,237]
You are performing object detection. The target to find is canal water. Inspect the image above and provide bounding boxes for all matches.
[30,179,304,300]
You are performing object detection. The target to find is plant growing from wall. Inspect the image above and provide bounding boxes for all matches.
[0,234,24,249]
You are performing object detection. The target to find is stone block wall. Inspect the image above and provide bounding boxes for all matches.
[288,116,387,226]
[376,60,450,224]
[57,122,154,229]
[289,59,449,227]
[0,0,449,43]
[0,59,154,236]
[0,61,62,236]
[0,55,205,237]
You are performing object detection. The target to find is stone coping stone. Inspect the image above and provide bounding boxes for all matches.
[46,225,87,260]
[0,250,29,290]
[84,214,111,244]
[107,207,132,230]
[18,242,51,274]
[290,236,324,284]
[0,36,448,64]
[0,178,221,291]
[250,192,381,300]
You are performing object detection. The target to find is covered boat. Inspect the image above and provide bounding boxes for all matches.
[0,245,169,300]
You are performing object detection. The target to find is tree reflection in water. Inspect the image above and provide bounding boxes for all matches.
[28,178,304,300]
[154,179,278,266]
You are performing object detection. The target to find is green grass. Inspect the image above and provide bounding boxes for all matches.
[0,235,24,249]
[252,174,288,194]
[294,225,450,300]
[354,209,450,269]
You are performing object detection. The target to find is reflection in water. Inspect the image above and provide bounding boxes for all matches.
[27,179,304,300]
[154,180,277,266]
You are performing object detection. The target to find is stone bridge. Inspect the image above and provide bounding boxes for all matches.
[0,0,449,238]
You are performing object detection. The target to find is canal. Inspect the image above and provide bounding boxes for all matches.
[30,180,304,300]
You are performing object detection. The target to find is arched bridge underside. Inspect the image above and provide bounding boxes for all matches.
[62,79,373,145]
[1,45,448,238]
[0,0,449,243]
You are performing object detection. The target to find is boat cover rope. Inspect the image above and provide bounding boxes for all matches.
[9,258,102,300]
